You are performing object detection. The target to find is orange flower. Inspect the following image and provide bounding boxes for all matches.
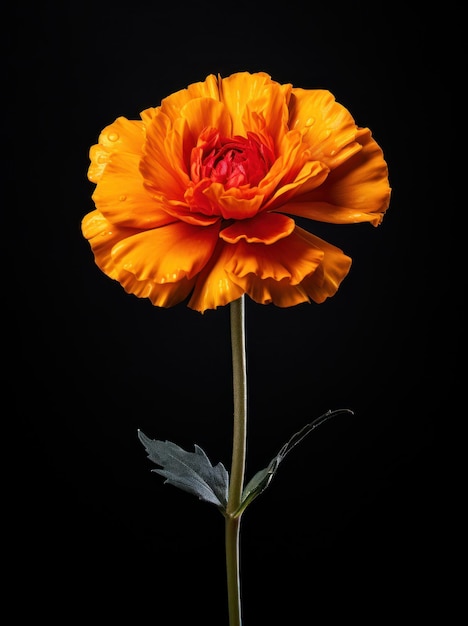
[82,72,391,312]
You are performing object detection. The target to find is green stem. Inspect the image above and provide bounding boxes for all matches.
[225,295,248,626]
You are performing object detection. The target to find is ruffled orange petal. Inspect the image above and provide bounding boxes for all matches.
[157,74,221,123]
[257,130,308,198]
[220,212,295,244]
[88,117,145,183]
[232,275,310,307]
[219,72,292,138]
[203,183,265,220]
[288,89,358,169]
[263,156,330,210]
[81,210,137,280]
[110,221,220,283]
[179,97,232,144]
[118,272,195,308]
[159,197,221,226]
[242,83,292,148]
[92,152,177,229]
[185,178,265,220]
[82,211,220,294]
[188,241,245,311]
[230,228,352,306]
[140,110,189,199]
[224,229,325,285]
[284,128,391,226]
[297,229,352,302]
[83,213,197,307]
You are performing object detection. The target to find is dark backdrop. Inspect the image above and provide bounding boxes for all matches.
[12,2,458,624]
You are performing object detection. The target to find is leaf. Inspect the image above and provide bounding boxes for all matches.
[138,430,229,511]
[237,408,354,515]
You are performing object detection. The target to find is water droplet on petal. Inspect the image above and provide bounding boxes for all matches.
[108,132,119,142]
[305,117,315,126]
[119,194,127,201]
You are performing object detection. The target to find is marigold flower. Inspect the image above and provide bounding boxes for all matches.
[82,71,391,312]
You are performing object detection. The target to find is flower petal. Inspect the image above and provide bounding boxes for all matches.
[243,84,292,148]
[179,97,232,143]
[88,117,145,183]
[81,210,137,280]
[288,89,358,168]
[83,213,198,307]
[219,71,291,138]
[232,275,310,307]
[119,272,195,308]
[188,241,245,311]
[263,157,330,210]
[160,197,221,226]
[298,229,353,302]
[141,110,189,199]
[92,152,176,229]
[224,228,325,285]
[230,227,352,306]
[185,181,264,220]
[157,74,221,123]
[257,130,308,199]
[220,213,295,244]
[209,185,265,220]
[284,128,391,226]
[110,221,220,283]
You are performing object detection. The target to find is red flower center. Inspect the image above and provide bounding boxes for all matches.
[191,128,275,189]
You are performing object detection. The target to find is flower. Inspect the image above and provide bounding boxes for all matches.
[82,71,391,312]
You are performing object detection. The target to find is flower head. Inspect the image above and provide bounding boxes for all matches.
[82,72,391,312]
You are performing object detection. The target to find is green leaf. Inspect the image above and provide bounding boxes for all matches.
[237,409,354,515]
[138,430,229,511]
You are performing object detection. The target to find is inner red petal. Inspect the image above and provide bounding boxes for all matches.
[191,128,274,189]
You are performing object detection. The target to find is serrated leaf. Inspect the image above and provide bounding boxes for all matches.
[138,430,229,510]
[237,408,354,515]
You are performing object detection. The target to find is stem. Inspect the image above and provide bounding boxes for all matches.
[225,515,242,626]
[225,295,248,626]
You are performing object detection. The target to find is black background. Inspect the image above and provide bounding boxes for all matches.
[11,2,459,623]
